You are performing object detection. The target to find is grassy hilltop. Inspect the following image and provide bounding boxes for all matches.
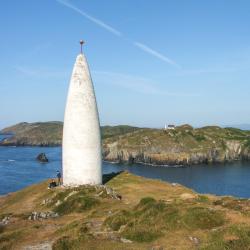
[0,122,139,146]
[1,172,250,249]
[2,122,250,165]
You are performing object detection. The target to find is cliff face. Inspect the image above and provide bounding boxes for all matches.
[103,126,250,165]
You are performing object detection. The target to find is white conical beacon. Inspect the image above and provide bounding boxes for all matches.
[63,41,102,186]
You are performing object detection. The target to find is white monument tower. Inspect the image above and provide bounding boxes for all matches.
[63,40,102,186]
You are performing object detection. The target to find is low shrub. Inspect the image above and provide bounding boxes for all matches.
[183,207,225,230]
[196,195,209,203]
[201,225,250,250]
[54,194,100,215]
[52,236,73,250]
[105,197,180,242]
[105,210,131,231]
[0,225,4,234]
[123,227,161,242]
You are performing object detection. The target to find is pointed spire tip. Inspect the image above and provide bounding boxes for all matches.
[80,40,85,54]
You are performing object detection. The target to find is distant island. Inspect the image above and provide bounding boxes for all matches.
[1,122,250,166]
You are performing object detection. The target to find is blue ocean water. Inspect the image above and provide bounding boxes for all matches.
[0,144,250,198]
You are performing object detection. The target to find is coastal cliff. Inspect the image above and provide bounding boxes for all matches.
[1,122,250,165]
[103,125,250,165]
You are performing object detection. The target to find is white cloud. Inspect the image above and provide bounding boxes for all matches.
[15,66,69,78]
[56,0,122,37]
[134,42,181,69]
[93,71,198,97]
[56,0,180,68]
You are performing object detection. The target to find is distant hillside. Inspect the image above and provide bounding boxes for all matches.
[103,124,250,165]
[0,122,139,146]
[101,125,140,139]
[225,124,250,131]
[0,122,63,146]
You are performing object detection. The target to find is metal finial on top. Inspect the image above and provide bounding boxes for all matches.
[80,40,85,54]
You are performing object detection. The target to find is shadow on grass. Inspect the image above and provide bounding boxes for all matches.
[102,171,124,184]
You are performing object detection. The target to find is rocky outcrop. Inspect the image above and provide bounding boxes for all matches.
[28,211,58,220]
[36,153,49,163]
[103,142,250,166]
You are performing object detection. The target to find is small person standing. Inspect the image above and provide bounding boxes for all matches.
[56,171,62,186]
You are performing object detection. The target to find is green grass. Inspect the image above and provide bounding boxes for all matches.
[53,224,92,250]
[50,187,102,215]
[105,197,176,242]
[101,125,140,139]
[52,236,76,250]
[0,225,4,234]
[196,195,210,203]
[183,207,225,230]
[0,230,23,249]
[105,210,131,231]
[201,225,250,250]
[244,139,250,148]
[106,197,226,242]
[213,197,249,212]
[54,194,100,215]
[193,134,206,142]
[122,228,161,242]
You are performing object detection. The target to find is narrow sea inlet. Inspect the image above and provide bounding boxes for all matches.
[1,146,250,198]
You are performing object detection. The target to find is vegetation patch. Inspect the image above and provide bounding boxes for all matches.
[201,225,250,250]
[213,197,250,212]
[122,228,161,242]
[0,230,23,249]
[52,236,75,250]
[106,197,225,242]
[53,194,100,215]
[105,210,131,231]
[105,197,181,242]
[193,134,206,142]
[196,195,210,203]
[53,225,93,250]
[0,225,5,234]
[183,207,225,230]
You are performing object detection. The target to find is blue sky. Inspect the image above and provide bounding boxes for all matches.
[1,0,250,129]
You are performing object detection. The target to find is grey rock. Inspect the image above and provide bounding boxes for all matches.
[120,237,132,243]
[28,211,58,221]
[189,236,199,245]
[55,200,62,206]
[36,153,48,163]
[1,216,10,225]
[23,242,52,250]
[41,199,52,205]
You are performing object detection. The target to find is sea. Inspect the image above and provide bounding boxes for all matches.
[0,140,250,198]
